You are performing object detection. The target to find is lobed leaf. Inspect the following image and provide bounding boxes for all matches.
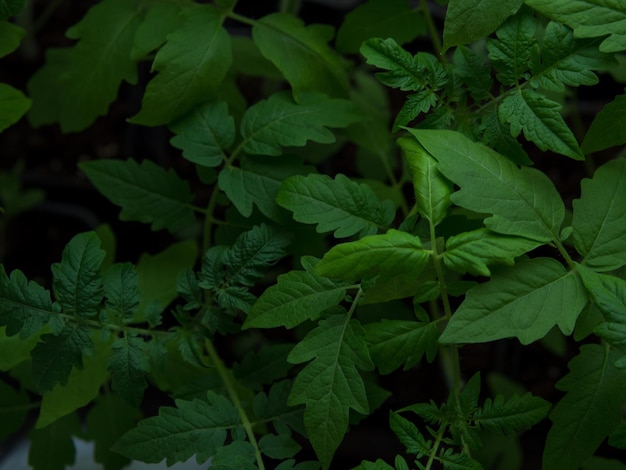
[452,46,493,101]
[103,263,140,323]
[480,109,532,166]
[288,313,373,468]
[582,92,626,154]
[543,344,626,469]
[572,158,626,271]
[277,174,395,238]
[51,232,105,318]
[80,159,195,233]
[474,392,551,435]
[576,265,626,324]
[240,91,362,156]
[440,258,587,345]
[408,129,565,242]
[389,412,431,457]
[130,1,181,60]
[130,5,231,125]
[109,336,150,407]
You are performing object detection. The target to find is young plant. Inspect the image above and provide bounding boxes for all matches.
[1,1,626,469]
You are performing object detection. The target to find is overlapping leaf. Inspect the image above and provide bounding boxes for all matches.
[582,92,626,153]
[112,391,240,465]
[79,159,195,233]
[104,263,140,323]
[276,174,395,238]
[474,393,551,435]
[572,158,626,271]
[525,0,626,53]
[130,5,231,125]
[440,258,587,345]
[408,129,565,242]
[288,313,373,468]
[28,413,80,470]
[252,13,349,99]
[480,110,531,166]
[452,46,494,101]
[109,336,150,407]
[233,344,293,390]
[239,91,362,156]
[130,1,181,59]
[543,344,626,469]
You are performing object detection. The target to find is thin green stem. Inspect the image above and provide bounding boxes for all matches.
[204,338,265,470]
[420,1,446,63]
[553,237,575,269]
[202,184,222,255]
[56,313,170,338]
[227,11,258,28]
[424,422,447,470]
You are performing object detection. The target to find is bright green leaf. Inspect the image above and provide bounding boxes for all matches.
[444,229,542,276]
[499,89,584,160]
[0,83,30,132]
[443,0,524,51]
[252,13,349,100]
[440,258,587,345]
[109,336,150,407]
[28,413,80,470]
[277,173,395,238]
[364,319,440,374]
[543,344,626,469]
[406,129,565,242]
[51,232,105,318]
[573,158,626,271]
[130,5,231,125]
[240,91,362,156]
[336,0,426,54]
[113,391,240,465]
[525,0,626,52]
[288,313,373,468]
[582,91,626,154]
[79,159,195,233]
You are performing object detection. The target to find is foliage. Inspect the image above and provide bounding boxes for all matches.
[1,1,626,469]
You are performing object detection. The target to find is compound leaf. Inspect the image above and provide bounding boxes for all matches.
[80,159,195,233]
[543,344,626,470]
[244,270,349,329]
[51,232,105,318]
[252,13,349,100]
[364,320,440,374]
[573,158,626,271]
[276,173,395,238]
[112,391,240,465]
[0,83,30,133]
[288,313,373,468]
[109,336,150,407]
[443,0,524,51]
[240,91,361,156]
[499,89,583,160]
[104,263,140,323]
[525,0,626,53]
[408,129,565,242]
[474,392,551,435]
[169,101,234,167]
[444,229,542,277]
[440,258,587,345]
[130,5,231,125]
[582,92,626,154]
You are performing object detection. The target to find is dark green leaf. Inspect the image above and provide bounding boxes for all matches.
[452,46,493,101]
[480,109,532,166]
[582,92,626,154]
[259,433,302,459]
[104,263,140,323]
[474,393,551,435]
[576,265,626,323]
[0,0,25,20]
[28,413,80,470]
[389,412,431,456]
[131,1,181,59]
[79,159,195,233]
[0,380,29,440]
[0,83,30,133]
[233,343,293,390]
[109,336,150,407]
[209,441,257,470]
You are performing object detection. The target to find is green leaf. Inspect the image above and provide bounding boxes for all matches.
[27,0,141,132]
[240,91,362,156]
[452,46,494,101]
[543,344,626,470]
[28,412,80,470]
[130,1,181,60]
[486,7,537,86]
[288,313,373,468]
[0,22,23,58]
[0,83,30,132]
[438,450,483,470]
[32,325,95,392]
[444,229,542,276]
[253,380,305,436]
[169,101,234,167]
[230,36,282,79]
[0,266,54,338]
[252,13,349,99]
[576,265,626,323]
[209,442,257,470]
[398,136,453,227]
[525,0,626,52]
[277,173,395,238]
[233,343,293,391]
[406,129,565,242]
[443,0,524,51]
[0,326,40,370]
[573,158,626,271]
[51,232,105,318]
[37,342,111,429]
[245,270,349,329]
[440,258,587,345]
[112,391,240,465]
[259,433,302,459]
[336,0,425,54]
[109,336,150,407]
[474,392,551,435]
[582,91,626,154]
[85,394,142,470]
[79,159,195,233]
[480,109,532,166]
[499,89,584,160]
[104,263,140,323]
[276,461,321,470]
[389,412,431,456]
[0,380,29,440]
[130,5,231,125]
[218,155,310,221]
[0,0,24,20]
[531,23,615,92]
[352,459,395,470]
[364,320,440,374]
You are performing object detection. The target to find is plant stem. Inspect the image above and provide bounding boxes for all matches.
[202,184,222,255]
[420,1,446,63]
[425,422,447,470]
[204,338,265,470]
